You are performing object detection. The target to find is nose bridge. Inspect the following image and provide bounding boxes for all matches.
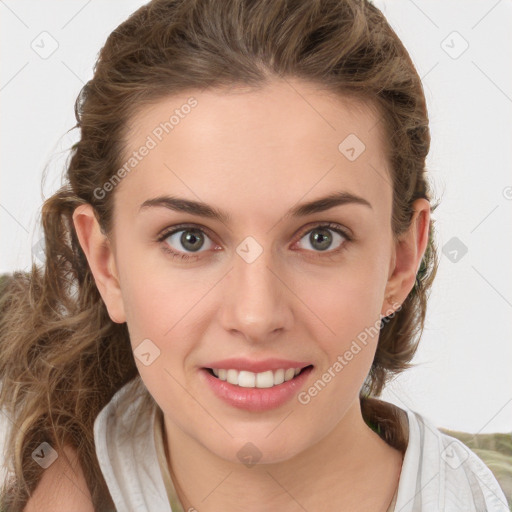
[220,236,291,340]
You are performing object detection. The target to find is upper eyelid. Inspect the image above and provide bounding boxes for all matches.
[157,222,351,247]
[157,223,216,243]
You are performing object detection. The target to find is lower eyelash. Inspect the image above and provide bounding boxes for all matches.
[161,246,200,260]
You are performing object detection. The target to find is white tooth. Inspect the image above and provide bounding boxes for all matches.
[273,368,285,385]
[226,369,239,385]
[238,370,256,387]
[256,370,274,388]
[284,368,295,381]
[218,368,302,388]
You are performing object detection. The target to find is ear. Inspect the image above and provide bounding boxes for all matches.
[72,204,126,324]
[381,198,431,317]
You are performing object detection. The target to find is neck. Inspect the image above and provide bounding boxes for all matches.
[163,398,404,512]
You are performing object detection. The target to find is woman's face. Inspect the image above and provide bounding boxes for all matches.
[94,79,408,463]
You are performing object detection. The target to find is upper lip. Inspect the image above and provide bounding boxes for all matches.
[204,358,313,373]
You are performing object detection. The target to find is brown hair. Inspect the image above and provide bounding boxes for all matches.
[0,0,438,508]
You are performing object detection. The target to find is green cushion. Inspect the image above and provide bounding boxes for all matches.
[439,428,512,509]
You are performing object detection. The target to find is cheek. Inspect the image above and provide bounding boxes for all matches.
[302,256,387,340]
[117,255,214,380]
[312,282,382,383]
[297,244,389,395]
[296,269,385,423]
[119,268,198,410]
[118,249,204,336]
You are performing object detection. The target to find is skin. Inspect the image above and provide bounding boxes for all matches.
[74,78,430,511]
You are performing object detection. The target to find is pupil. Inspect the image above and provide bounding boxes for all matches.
[311,229,331,251]
[182,230,203,251]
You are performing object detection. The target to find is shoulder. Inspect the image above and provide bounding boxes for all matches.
[403,410,510,511]
[24,444,94,512]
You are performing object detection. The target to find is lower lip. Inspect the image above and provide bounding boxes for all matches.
[200,366,314,412]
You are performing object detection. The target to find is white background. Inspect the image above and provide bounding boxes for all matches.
[1,0,511,438]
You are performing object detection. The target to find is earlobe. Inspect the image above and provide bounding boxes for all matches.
[381,198,431,317]
[72,204,126,324]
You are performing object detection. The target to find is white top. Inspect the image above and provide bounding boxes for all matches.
[93,377,509,512]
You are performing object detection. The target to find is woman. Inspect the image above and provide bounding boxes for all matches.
[0,0,508,510]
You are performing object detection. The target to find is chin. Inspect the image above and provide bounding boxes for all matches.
[202,431,308,467]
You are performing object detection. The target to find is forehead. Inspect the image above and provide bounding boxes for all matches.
[113,79,392,224]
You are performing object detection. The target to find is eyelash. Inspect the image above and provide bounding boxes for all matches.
[156,222,352,262]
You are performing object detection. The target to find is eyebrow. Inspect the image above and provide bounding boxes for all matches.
[139,191,372,223]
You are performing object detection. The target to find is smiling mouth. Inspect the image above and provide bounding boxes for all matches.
[204,365,313,389]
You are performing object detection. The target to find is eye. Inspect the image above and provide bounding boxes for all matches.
[157,225,217,260]
[294,223,351,254]
[156,222,351,262]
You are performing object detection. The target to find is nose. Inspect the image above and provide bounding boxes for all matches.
[219,242,294,344]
